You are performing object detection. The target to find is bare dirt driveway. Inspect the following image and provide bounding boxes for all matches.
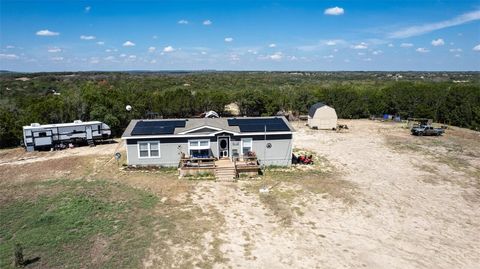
[1,120,479,269]
[191,120,480,269]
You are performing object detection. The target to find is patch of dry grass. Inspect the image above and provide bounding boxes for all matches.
[244,152,357,226]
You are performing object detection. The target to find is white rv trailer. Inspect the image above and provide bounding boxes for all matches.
[23,120,111,152]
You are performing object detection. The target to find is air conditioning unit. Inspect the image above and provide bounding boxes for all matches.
[73,120,83,124]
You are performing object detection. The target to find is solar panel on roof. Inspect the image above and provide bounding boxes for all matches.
[131,120,186,135]
[227,118,290,132]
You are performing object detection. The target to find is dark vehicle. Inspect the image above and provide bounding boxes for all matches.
[411,125,445,136]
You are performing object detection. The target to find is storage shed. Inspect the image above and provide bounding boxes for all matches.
[308,103,337,130]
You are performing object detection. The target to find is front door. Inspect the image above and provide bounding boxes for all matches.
[218,137,229,158]
[86,126,93,140]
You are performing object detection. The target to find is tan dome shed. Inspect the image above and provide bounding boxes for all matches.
[307,103,338,130]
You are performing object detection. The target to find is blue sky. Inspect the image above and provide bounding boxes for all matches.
[1,0,479,71]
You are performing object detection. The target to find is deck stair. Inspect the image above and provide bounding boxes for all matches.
[214,159,237,182]
[87,139,95,147]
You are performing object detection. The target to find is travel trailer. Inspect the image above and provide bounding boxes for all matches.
[23,120,111,151]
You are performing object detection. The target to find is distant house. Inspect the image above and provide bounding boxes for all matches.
[308,103,338,130]
[121,116,295,167]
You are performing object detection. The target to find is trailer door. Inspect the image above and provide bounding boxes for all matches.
[86,126,93,140]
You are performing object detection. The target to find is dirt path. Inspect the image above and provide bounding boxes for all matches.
[192,120,480,269]
[0,140,121,166]
[292,120,480,268]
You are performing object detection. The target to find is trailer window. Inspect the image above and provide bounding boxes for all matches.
[39,132,47,137]
[138,141,160,158]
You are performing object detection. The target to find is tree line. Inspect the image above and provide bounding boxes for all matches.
[0,72,479,147]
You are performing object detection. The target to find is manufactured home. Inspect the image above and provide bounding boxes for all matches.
[23,120,111,151]
[121,116,294,167]
[308,102,338,130]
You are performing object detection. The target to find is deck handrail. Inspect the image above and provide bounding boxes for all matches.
[179,157,216,168]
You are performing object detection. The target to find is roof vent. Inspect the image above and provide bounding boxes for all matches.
[73,120,83,124]
[30,123,40,127]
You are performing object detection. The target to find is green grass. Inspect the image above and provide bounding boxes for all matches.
[0,179,158,269]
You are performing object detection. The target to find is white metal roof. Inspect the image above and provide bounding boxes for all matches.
[23,121,104,130]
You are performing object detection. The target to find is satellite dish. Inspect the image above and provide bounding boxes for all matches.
[126,105,132,111]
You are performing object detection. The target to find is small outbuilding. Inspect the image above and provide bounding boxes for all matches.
[308,102,338,130]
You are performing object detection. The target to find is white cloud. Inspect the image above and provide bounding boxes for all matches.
[372,50,383,55]
[119,53,127,58]
[363,58,372,61]
[0,53,19,60]
[48,47,62,53]
[449,48,462,52]
[6,45,15,49]
[269,43,277,48]
[203,20,212,25]
[148,46,156,53]
[388,43,394,47]
[36,29,59,36]
[473,44,480,51]
[229,54,240,61]
[400,43,414,48]
[90,57,100,64]
[128,55,136,59]
[269,52,283,60]
[357,52,366,56]
[325,40,337,46]
[324,7,344,16]
[51,56,64,61]
[96,41,105,45]
[105,49,112,53]
[150,59,157,64]
[454,54,461,57]
[224,37,233,42]
[352,42,368,49]
[85,6,91,12]
[104,56,115,61]
[260,52,283,60]
[389,10,480,38]
[152,35,158,39]
[123,41,135,47]
[323,55,334,59]
[178,19,189,24]
[163,46,175,52]
[416,47,430,53]
[80,35,96,40]
[431,38,445,46]
[201,51,207,55]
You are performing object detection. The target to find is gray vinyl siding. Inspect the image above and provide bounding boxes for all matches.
[251,138,292,166]
[125,133,293,167]
[126,139,188,167]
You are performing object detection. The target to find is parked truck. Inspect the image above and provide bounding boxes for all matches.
[411,125,445,136]
[23,120,111,151]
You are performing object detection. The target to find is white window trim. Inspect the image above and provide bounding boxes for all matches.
[241,138,253,155]
[137,141,161,159]
[188,139,211,152]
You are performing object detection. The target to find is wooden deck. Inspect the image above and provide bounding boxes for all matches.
[178,156,260,180]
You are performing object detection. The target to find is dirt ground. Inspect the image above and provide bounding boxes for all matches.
[1,120,479,269]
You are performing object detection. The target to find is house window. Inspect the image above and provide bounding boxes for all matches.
[138,141,161,158]
[241,138,253,156]
[188,139,210,158]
